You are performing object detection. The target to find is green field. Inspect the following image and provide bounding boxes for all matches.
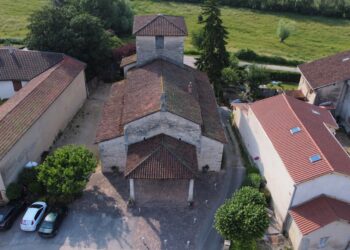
[1,0,350,61]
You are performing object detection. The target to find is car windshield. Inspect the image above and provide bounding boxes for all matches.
[30,204,42,209]
[40,221,53,229]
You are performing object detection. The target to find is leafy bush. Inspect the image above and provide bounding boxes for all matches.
[221,67,240,86]
[243,173,262,189]
[235,49,303,66]
[191,28,205,51]
[17,168,37,187]
[37,145,97,204]
[215,187,269,243]
[277,19,295,43]
[266,69,301,83]
[112,43,136,62]
[0,38,25,45]
[6,183,22,201]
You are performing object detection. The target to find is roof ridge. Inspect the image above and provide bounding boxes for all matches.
[135,15,186,35]
[162,15,187,34]
[133,15,159,34]
[282,94,335,174]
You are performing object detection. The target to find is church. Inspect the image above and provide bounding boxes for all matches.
[95,14,226,202]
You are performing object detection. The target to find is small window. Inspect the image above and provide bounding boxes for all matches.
[34,208,43,220]
[309,154,321,163]
[319,237,329,248]
[155,36,164,49]
[290,127,301,134]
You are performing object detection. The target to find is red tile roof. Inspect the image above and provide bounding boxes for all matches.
[133,15,188,36]
[298,50,350,89]
[250,94,350,183]
[125,134,198,179]
[96,59,226,144]
[0,56,85,160]
[289,196,350,235]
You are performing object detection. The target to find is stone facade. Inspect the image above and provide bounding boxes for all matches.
[136,36,185,66]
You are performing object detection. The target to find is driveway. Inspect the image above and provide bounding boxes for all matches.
[0,86,245,250]
[184,55,299,73]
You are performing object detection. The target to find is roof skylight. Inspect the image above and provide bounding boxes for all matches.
[309,154,321,163]
[343,57,350,62]
[290,127,301,135]
[312,109,320,115]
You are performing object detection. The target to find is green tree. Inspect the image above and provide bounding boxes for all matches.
[37,145,97,204]
[191,28,205,51]
[214,187,269,245]
[67,0,133,35]
[277,19,295,43]
[221,67,240,87]
[244,65,270,100]
[196,0,229,97]
[6,183,22,201]
[26,6,113,78]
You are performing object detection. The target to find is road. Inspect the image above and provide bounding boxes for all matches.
[184,55,299,73]
[195,107,246,250]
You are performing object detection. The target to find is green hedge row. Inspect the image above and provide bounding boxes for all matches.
[0,38,25,45]
[265,69,301,83]
[235,49,304,67]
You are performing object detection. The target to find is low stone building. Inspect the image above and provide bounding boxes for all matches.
[96,14,226,202]
[0,48,87,203]
[233,94,350,250]
[297,51,350,132]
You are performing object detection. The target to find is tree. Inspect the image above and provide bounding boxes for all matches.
[37,145,96,204]
[244,65,270,100]
[277,19,295,43]
[195,0,230,97]
[214,187,269,246]
[191,28,205,51]
[221,67,240,87]
[26,6,113,78]
[6,183,22,201]
[67,0,133,35]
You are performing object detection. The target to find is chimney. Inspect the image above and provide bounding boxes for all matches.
[188,82,193,94]
[8,46,15,55]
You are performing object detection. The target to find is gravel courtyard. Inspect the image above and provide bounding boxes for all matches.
[0,84,244,250]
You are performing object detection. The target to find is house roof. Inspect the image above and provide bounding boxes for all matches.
[0,48,64,81]
[0,56,85,160]
[298,50,350,89]
[120,54,137,67]
[125,134,198,179]
[96,59,226,144]
[249,94,350,184]
[289,195,350,235]
[133,14,188,36]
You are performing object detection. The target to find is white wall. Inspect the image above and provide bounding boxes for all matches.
[124,111,202,148]
[198,136,224,171]
[234,108,295,223]
[292,173,350,206]
[287,219,304,250]
[0,81,29,99]
[0,71,87,193]
[136,36,184,65]
[98,136,127,172]
[298,75,317,104]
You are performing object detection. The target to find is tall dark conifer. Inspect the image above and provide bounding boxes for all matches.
[196,0,229,97]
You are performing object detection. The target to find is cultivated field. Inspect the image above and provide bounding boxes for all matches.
[1,0,350,61]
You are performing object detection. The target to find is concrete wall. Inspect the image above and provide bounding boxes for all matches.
[234,108,295,224]
[136,36,184,65]
[314,81,344,107]
[98,136,127,172]
[292,173,350,206]
[124,111,201,147]
[198,136,224,171]
[0,80,28,99]
[289,220,350,250]
[0,71,86,200]
[298,75,317,104]
[337,81,350,131]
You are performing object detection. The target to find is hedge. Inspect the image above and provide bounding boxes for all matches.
[265,69,301,83]
[0,38,25,45]
[235,49,304,67]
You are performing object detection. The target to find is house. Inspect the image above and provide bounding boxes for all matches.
[0,48,87,203]
[96,14,226,202]
[297,51,350,132]
[232,94,350,250]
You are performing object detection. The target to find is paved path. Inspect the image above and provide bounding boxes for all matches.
[184,55,299,73]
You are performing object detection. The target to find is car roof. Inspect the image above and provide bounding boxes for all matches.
[44,212,58,222]
[0,205,14,215]
[23,207,41,220]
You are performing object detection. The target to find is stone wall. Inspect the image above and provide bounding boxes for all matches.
[0,71,87,201]
[198,136,224,171]
[136,36,184,65]
[98,136,127,172]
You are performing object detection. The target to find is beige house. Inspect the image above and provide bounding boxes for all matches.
[297,51,350,132]
[0,48,87,203]
[96,15,226,202]
[233,94,350,250]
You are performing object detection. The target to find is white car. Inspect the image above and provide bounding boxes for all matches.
[20,201,47,231]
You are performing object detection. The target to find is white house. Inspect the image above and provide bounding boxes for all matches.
[233,94,350,250]
[0,48,87,203]
[96,15,226,202]
[297,50,350,132]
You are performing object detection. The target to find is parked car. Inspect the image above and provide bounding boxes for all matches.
[0,201,26,230]
[38,206,68,238]
[20,201,47,231]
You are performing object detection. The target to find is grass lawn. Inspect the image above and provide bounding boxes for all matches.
[1,0,350,61]
[266,82,298,91]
